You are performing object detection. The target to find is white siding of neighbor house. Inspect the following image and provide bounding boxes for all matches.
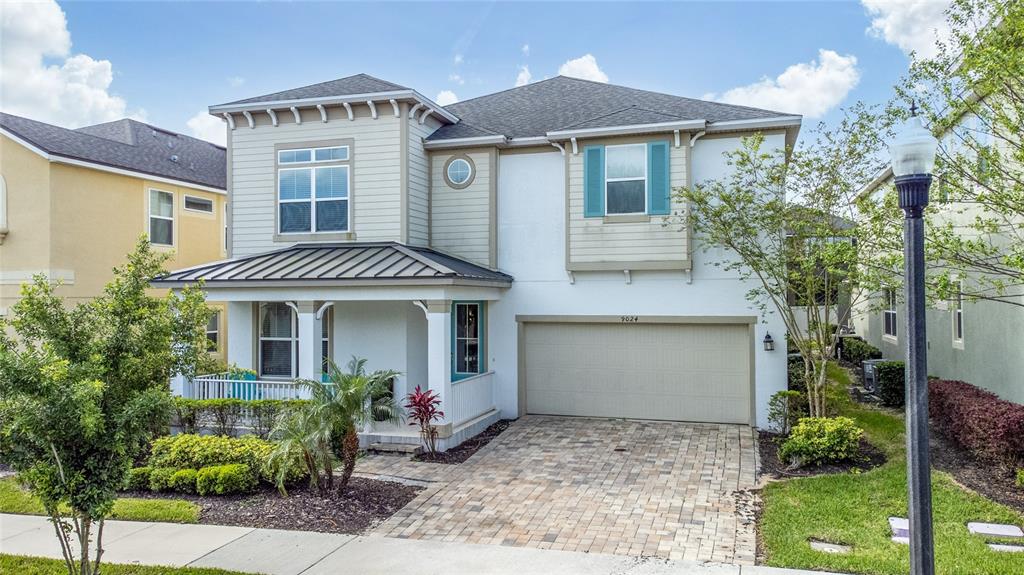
[406,116,439,247]
[429,149,493,267]
[229,105,402,256]
[566,134,689,268]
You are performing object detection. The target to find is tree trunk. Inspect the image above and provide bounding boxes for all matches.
[338,427,359,493]
[77,516,92,575]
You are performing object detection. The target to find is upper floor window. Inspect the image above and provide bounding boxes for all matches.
[444,156,474,188]
[583,141,670,218]
[883,289,898,338]
[278,144,350,235]
[184,195,214,213]
[149,189,174,246]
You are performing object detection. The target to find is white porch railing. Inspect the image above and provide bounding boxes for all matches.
[450,371,495,427]
[182,373,307,401]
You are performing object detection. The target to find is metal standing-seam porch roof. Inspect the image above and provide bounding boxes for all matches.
[151,242,513,288]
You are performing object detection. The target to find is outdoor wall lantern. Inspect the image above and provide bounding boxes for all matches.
[762,333,775,352]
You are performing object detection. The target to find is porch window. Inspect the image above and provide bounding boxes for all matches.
[883,289,898,338]
[452,301,485,380]
[321,307,332,374]
[206,311,220,353]
[259,303,297,378]
[953,281,964,344]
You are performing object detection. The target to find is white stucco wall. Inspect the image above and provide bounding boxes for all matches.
[332,300,425,398]
[489,139,788,429]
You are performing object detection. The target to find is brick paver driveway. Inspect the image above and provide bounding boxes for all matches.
[359,416,759,564]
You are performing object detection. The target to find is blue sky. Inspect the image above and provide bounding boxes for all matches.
[2,1,952,145]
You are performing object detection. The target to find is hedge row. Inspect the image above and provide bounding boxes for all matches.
[129,464,256,496]
[840,337,882,364]
[876,361,905,408]
[146,433,305,486]
[930,379,1024,465]
[173,398,306,438]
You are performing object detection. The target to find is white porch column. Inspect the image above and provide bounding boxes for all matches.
[294,301,318,381]
[425,300,452,423]
[227,301,254,370]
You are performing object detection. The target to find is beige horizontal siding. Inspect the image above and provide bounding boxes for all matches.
[567,135,689,267]
[429,150,492,266]
[406,118,435,247]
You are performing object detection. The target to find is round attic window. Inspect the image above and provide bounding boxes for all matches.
[444,156,474,188]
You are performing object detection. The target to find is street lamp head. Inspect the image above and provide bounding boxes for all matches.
[891,115,938,178]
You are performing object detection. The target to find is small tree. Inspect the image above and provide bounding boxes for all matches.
[405,385,444,454]
[675,105,891,417]
[0,238,210,575]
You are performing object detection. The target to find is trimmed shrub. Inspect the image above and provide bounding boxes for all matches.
[876,361,905,407]
[172,398,203,435]
[196,464,256,496]
[171,397,307,438]
[147,433,304,485]
[248,400,305,440]
[787,356,807,392]
[768,390,805,435]
[169,468,198,493]
[1016,469,1024,489]
[930,379,1024,465]
[779,417,863,466]
[841,337,882,364]
[148,467,177,492]
[204,399,244,436]
[126,466,152,491]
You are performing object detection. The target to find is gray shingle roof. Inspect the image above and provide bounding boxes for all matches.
[219,74,410,106]
[152,242,513,287]
[0,113,226,190]
[429,76,794,141]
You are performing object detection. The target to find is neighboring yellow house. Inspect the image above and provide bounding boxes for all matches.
[0,112,229,357]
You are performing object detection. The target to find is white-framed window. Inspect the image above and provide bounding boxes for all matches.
[447,158,472,185]
[883,289,898,338]
[184,195,214,213]
[605,143,647,215]
[149,189,174,246]
[321,307,332,375]
[278,147,350,234]
[206,311,220,353]
[452,301,485,380]
[259,303,297,378]
[953,281,964,345]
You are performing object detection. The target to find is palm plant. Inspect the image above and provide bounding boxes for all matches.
[266,406,332,495]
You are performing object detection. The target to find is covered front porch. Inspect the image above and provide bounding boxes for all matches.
[155,242,513,449]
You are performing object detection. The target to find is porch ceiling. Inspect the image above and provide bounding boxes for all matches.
[151,242,513,289]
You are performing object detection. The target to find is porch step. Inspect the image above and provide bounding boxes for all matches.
[368,442,423,455]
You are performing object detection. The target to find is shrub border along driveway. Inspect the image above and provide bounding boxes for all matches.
[759,365,1024,575]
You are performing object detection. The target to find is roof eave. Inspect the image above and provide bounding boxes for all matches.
[546,119,707,140]
[209,90,460,124]
[150,277,513,289]
[422,135,508,150]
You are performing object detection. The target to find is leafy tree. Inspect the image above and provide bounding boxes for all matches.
[675,105,891,417]
[268,357,401,495]
[862,0,1024,306]
[0,238,211,575]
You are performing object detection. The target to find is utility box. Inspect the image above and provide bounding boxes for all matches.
[862,359,886,392]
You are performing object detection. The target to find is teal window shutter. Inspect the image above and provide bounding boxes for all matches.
[583,145,605,217]
[647,141,670,215]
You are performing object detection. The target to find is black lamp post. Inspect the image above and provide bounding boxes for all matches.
[891,109,938,575]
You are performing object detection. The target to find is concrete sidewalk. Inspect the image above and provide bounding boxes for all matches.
[0,513,839,575]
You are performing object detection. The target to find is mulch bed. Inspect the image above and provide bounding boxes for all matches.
[758,432,887,479]
[929,431,1024,513]
[124,477,420,534]
[412,419,512,464]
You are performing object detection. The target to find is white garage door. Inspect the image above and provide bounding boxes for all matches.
[523,322,751,424]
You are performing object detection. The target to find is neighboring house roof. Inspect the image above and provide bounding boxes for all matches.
[428,76,797,141]
[219,74,410,106]
[151,242,513,288]
[0,113,226,191]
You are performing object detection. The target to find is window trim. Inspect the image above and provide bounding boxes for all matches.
[183,194,215,214]
[882,289,898,340]
[273,139,354,242]
[953,281,964,348]
[604,143,648,215]
[206,310,221,354]
[148,188,175,247]
[443,154,476,189]
[321,306,333,378]
[278,145,349,165]
[276,164,351,235]
[451,301,486,381]
[258,302,298,379]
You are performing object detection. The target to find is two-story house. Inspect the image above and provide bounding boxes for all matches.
[154,74,801,447]
[0,113,230,357]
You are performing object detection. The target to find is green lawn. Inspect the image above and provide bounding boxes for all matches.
[760,363,1024,575]
[0,478,199,523]
[0,554,258,575]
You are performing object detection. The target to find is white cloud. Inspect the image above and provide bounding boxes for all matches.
[862,0,951,59]
[558,54,608,83]
[515,65,532,87]
[186,110,226,146]
[435,90,459,106]
[521,43,530,56]
[227,76,245,87]
[453,53,464,65]
[704,49,860,119]
[448,73,465,85]
[0,0,140,127]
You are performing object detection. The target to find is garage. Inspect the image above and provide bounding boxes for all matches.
[521,319,752,424]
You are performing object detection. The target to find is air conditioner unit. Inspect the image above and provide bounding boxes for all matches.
[862,359,886,392]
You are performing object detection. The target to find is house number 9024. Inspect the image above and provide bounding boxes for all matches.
[620,315,639,323]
